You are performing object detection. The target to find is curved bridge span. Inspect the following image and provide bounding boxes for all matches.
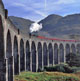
[0,0,80,81]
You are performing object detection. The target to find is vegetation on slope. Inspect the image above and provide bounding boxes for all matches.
[15,71,80,81]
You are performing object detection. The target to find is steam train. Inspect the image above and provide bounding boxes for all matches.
[29,33,80,42]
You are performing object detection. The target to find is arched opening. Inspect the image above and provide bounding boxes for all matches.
[48,43,53,66]
[65,44,70,61]
[59,44,64,63]
[14,36,19,75]
[26,40,30,71]
[6,30,13,81]
[76,44,80,54]
[71,44,76,54]
[38,42,42,70]
[31,41,36,72]
[43,43,48,67]
[20,39,25,71]
[54,43,58,64]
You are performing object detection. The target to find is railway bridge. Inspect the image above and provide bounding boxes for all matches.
[0,0,80,81]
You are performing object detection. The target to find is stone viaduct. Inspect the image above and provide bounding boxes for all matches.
[0,0,80,81]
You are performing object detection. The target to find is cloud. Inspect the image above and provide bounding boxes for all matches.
[12,3,47,18]
[2,0,80,21]
[45,0,47,10]
[53,0,76,4]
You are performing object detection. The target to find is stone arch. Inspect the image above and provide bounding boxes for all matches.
[20,39,25,71]
[48,43,53,66]
[59,44,64,63]
[31,41,36,72]
[54,43,58,64]
[13,36,19,75]
[38,42,42,70]
[26,40,30,71]
[6,30,13,81]
[71,44,76,54]
[76,44,80,54]
[65,44,70,61]
[43,42,48,67]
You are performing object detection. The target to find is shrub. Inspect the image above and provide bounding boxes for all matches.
[44,63,74,73]
[66,53,80,67]
[71,67,80,73]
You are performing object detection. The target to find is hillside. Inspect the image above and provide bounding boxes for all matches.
[15,72,80,81]
[9,14,80,39]
[9,16,34,34]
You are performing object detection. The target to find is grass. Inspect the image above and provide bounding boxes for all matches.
[15,71,80,81]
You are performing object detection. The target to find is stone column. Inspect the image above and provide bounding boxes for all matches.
[18,40,20,74]
[24,45,26,71]
[17,54,19,74]
[30,41,32,72]
[5,58,8,81]
[12,42,14,81]
[42,45,44,70]
[36,49,38,72]
[58,48,60,64]
[64,48,66,63]
[11,56,14,81]
[47,49,49,67]
[70,46,72,53]
[0,59,7,81]
[30,51,32,71]
[53,45,54,66]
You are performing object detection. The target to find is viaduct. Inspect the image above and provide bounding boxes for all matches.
[0,0,80,81]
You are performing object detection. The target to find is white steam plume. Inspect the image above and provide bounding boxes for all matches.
[30,22,43,33]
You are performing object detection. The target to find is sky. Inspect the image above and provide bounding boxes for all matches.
[2,0,80,21]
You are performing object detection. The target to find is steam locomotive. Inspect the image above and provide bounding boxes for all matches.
[29,33,79,42]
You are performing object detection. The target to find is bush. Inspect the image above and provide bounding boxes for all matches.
[44,63,74,73]
[71,67,80,73]
[66,53,80,67]
[37,67,44,72]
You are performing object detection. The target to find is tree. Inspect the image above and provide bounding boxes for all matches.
[66,53,80,67]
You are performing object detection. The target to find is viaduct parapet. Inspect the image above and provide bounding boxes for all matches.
[0,0,80,81]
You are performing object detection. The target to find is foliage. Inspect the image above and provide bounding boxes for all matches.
[15,72,80,81]
[66,53,80,67]
[44,63,74,73]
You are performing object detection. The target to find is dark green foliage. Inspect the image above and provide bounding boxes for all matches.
[66,53,80,67]
[37,67,44,72]
[44,64,74,73]
[71,67,80,73]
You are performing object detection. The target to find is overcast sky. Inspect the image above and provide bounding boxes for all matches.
[2,0,80,21]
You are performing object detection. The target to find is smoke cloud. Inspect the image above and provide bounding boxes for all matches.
[30,22,43,33]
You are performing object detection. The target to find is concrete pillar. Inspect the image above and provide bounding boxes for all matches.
[53,45,54,66]
[64,48,66,63]
[11,56,14,81]
[36,49,38,72]
[70,46,72,53]
[30,51,32,71]
[47,49,49,67]
[58,48,60,64]
[12,42,14,81]
[30,41,32,72]
[5,58,8,81]
[18,39,20,74]
[24,48,26,71]
[42,45,44,70]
